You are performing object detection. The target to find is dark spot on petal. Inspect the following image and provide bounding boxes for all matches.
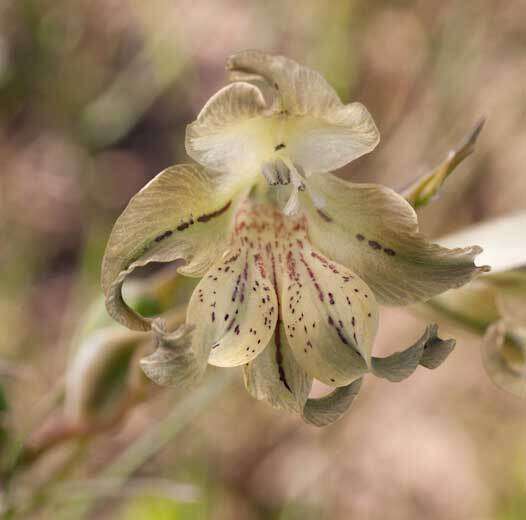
[196,201,232,223]
[154,230,173,242]
[317,209,333,222]
[368,240,382,250]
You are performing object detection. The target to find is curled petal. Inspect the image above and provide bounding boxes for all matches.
[227,50,379,173]
[227,50,344,117]
[482,321,526,398]
[302,378,363,427]
[303,173,489,306]
[140,320,205,388]
[101,164,239,331]
[282,245,378,387]
[186,82,270,174]
[243,324,312,414]
[186,243,278,368]
[372,324,455,382]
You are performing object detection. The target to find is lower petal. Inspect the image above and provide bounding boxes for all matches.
[282,245,378,387]
[243,323,312,414]
[186,242,278,368]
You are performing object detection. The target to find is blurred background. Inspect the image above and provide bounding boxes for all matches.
[1,0,525,518]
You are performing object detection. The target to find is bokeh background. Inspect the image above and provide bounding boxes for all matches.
[1,1,525,518]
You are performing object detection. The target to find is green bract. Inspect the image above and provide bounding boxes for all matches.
[101,51,489,425]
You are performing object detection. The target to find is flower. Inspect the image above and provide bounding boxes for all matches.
[101,51,489,425]
[429,212,526,397]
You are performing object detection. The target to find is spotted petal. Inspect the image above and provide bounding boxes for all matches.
[302,378,363,427]
[243,323,312,414]
[185,242,278,368]
[303,173,489,306]
[281,245,378,387]
[226,50,379,174]
[101,164,240,331]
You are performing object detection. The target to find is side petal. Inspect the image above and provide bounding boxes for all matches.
[101,164,239,331]
[481,321,526,398]
[371,324,455,382]
[302,378,363,427]
[227,50,379,173]
[303,173,489,306]
[140,320,206,389]
[281,245,378,387]
[243,323,312,414]
[185,81,271,174]
[185,243,278,368]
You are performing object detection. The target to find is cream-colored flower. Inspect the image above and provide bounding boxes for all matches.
[101,51,488,425]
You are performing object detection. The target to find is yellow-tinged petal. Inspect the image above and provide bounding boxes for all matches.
[186,82,271,174]
[302,378,363,427]
[226,50,379,174]
[101,164,240,331]
[281,244,378,387]
[303,173,489,306]
[185,241,278,368]
[243,323,312,414]
[285,105,380,174]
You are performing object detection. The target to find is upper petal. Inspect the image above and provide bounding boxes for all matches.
[101,164,240,331]
[227,50,344,117]
[303,173,489,306]
[286,104,380,174]
[226,50,379,173]
[185,81,272,175]
[185,240,278,368]
[281,243,378,387]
